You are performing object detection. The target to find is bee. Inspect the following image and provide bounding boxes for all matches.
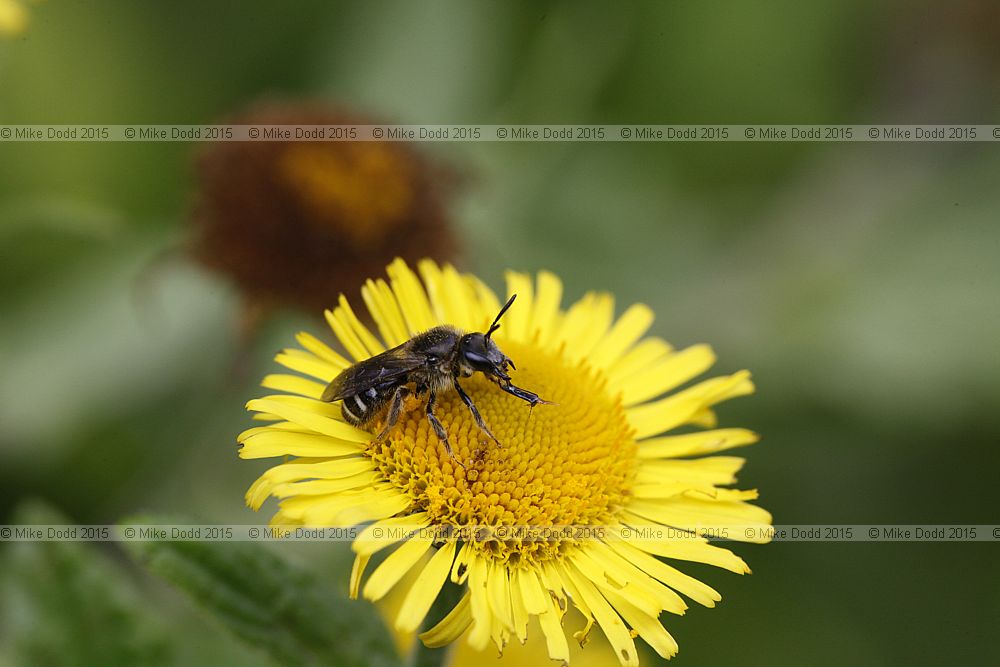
[321,294,550,461]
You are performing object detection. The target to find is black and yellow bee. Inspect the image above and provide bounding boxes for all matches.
[321,295,550,459]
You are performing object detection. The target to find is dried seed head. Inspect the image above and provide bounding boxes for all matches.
[188,101,459,314]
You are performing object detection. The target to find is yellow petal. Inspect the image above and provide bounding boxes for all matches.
[588,303,655,370]
[387,257,437,333]
[420,591,473,648]
[560,292,614,362]
[337,294,386,356]
[362,278,410,347]
[254,394,342,417]
[245,399,371,443]
[539,561,569,617]
[626,371,754,439]
[238,430,361,459]
[245,478,273,511]
[617,344,716,406]
[468,275,502,330]
[549,562,592,644]
[488,598,510,655]
[617,515,750,574]
[353,512,431,556]
[275,349,342,382]
[515,567,550,616]
[349,553,370,600]
[294,332,350,368]
[607,337,674,384]
[265,457,372,481]
[583,543,687,615]
[537,594,571,666]
[562,562,638,667]
[446,264,483,330]
[237,421,309,442]
[628,497,773,543]
[261,374,326,399]
[569,549,660,620]
[531,270,564,348]
[395,541,458,633]
[302,488,410,526]
[486,560,514,632]
[451,542,473,584]
[631,482,708,500]
[601,588,678,661]
[417,259,449,323]
[363,538,435,601]
[277,486,370,520]
[604,538,721,608]
[420,260,477,330]
[634,456,745,486]
[278,490,361,522]
[271,471,379,498]
[246,458,373,508]
[504,271,534,343]
[551,293,593,355]
[325,308,370,362]
[637,428,759,459]
[509,569,531,643]
[466,555,493,651]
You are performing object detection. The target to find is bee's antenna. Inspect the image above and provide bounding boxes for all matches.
[485,293,516,342]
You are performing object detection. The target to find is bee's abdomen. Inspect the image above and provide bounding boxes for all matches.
[339,386,389,426]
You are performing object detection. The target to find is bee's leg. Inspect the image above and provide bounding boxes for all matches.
[425,392,464,468]
[375,386,409,442]
[454,381,501,446]
[497,382,554,408]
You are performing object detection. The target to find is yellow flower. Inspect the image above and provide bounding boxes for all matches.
[241,258,772,665]
[0,0,29,37]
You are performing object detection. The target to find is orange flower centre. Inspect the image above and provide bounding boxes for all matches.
[277,142,415,248]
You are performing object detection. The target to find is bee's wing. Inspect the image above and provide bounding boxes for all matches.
[321,345,423,402]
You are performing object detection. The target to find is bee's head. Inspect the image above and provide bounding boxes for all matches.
[458,332,510,378]
[457,294,518,380]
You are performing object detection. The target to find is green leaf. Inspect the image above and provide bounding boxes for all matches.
[122,514,400,667]
[0,500,170,667]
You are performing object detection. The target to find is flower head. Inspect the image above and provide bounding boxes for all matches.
[0,0,29,37]
[189,102,458,314]
[241,259,771,665]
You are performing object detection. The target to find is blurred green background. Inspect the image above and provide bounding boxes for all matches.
[1,1,999,665]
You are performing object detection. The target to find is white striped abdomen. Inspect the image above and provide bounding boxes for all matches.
[339,386,390,426]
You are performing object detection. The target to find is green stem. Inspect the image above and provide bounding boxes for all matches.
[408,581,465,667]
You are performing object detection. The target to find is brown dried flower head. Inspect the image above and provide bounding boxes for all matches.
[189,101,459,314]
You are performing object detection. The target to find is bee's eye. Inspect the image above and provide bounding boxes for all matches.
[463,351,491,369]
